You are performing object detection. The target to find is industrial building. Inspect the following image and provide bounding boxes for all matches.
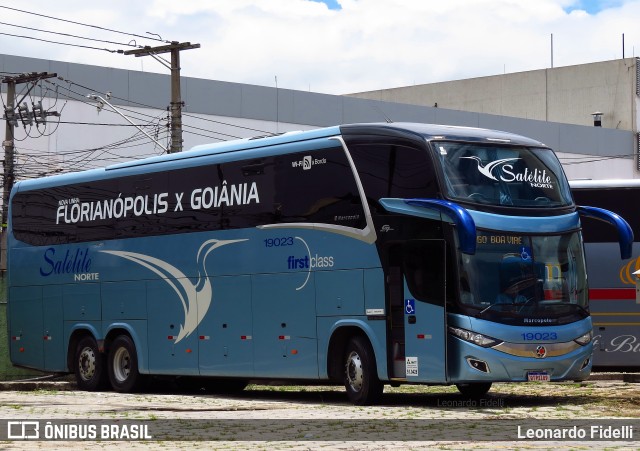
[349,57,640,179]
[1,54,636,183]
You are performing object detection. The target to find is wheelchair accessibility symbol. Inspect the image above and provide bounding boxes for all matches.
[405,299,415,315]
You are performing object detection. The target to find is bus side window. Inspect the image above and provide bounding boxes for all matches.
[273,147,366,229]
[347,142,438,212]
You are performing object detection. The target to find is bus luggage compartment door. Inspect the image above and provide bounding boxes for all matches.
[198,275,253,377]
[8,286,44,369]
[402,240,447,383]
[251,272,318,378]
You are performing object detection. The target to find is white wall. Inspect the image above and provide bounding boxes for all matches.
[350,59,638,131]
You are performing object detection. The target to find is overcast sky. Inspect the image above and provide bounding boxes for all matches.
[1,0,639,95]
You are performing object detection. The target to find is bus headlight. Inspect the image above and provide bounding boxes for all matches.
[448,326,502,348]
[574,331,593,346]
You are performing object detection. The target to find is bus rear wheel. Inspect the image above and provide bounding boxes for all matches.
[108,335,142,392]
[343,336,383,405]
[456,382,492,398]
[74,336,107,391]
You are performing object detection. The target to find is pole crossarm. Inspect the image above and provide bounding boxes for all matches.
[123,41,200,57]
[123,41,200,154]
[1,71,57,85]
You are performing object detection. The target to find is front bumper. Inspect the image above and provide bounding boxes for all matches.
[448,336,593,383]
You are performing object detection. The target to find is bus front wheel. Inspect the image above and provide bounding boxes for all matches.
[108,335,142,392]
[343,336,383,405]
[74,336,107,391]
[456,382,492,398]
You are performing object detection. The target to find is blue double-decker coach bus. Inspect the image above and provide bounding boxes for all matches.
[7,123,632,404]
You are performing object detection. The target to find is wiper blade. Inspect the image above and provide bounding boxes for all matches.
[479,301,512,315]
[572,303,589,315]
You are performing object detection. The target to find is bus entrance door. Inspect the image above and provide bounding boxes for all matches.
[402,240,447,383]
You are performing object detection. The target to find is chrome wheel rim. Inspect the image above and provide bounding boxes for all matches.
[346,351,364,392]
[112,347,131,383]
[78,346,96,381]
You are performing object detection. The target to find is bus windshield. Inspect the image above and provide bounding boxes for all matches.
[458,230,588,326]
[437,142,572,208]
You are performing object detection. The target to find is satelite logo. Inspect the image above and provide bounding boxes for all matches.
[39,247,99,282]
[461,156,554,189]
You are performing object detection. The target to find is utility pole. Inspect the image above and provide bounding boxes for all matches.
[124,41,200,153]
[2,78,15,273]
[1,72,58,271]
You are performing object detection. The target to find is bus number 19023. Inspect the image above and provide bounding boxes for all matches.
[264,237,294,247]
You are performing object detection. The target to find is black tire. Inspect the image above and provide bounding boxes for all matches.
[74,336,107,391]
[456,382,492,398]
[343,336,383,405]
[107,335,142,393]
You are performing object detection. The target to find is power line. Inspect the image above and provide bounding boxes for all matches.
[560,154,634,165]
[7,73,279,176]
[0,5,168,44]
[181,122,239,140]
[45,79,168,128]
[57,77,275,136]
[47,78,248,141]
[55,121,163,127]
[3,81,170,178]
[0,20,141,48]
[182,111,276,136]
[0,31,121,53]
[17,129,169,174]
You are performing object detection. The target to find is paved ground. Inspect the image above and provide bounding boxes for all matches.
[0,376,639,449]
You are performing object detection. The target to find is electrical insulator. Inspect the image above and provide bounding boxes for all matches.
[32,101,46,124]
[18,102,33,126]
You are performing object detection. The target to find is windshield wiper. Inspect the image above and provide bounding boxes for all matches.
[571,303,590,316]
[479,301,513,315]
[514,297,538,313]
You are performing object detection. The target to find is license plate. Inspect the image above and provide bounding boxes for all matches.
[527,371,550,382]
